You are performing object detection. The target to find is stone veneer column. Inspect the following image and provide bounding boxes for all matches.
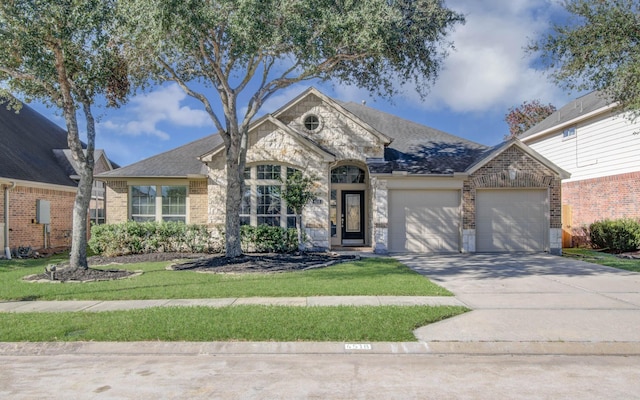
[371,177,388,254]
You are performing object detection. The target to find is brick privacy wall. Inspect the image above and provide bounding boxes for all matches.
[104,180,128,223]
[0,185,75,250]
[563,171,640,229]
[463,146,562,229]
[189,180,208,224]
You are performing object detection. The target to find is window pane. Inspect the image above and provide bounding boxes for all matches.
[162,186,186,217]
[258,216,280,226]
[131,185,156,219]
[244,167,251,179]
[162,216,186,223]
[132,216,155,222]
[287,216,297,229]
[331,166,365,183]
[240,187,251,215]
[257,165,281,180]
[257,185,280,215]
[240,216,250,226]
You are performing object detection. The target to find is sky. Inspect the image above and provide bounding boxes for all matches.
[27,0,580,167]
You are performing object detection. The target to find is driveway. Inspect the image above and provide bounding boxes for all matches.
[394,253,640,343]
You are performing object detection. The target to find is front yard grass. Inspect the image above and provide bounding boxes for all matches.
[0,254,465,342]
[0,255,452,300]
[563,248,640,273]
[0,305,468,342]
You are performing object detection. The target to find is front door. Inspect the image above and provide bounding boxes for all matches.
[342,190,365,243]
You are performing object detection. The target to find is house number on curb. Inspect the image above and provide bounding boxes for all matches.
[345,343,372,350]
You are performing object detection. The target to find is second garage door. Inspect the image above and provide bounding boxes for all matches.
[388,190,460,253]
[476,189,548,252]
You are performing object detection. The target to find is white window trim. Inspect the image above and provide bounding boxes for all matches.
[130,184,189,223]
[241,164,298,229]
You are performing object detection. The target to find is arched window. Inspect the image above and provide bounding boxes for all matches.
[240,164,299,228]
[331,165,365,184]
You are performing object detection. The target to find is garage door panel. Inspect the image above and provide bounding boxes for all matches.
[476,190,547,252]
[389,190,459,253]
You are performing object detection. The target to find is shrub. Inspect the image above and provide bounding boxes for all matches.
[589,219,640,253]
[89,222,221,257]
[240,225,300,253]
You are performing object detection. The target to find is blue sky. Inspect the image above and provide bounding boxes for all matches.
[29,0,578,167]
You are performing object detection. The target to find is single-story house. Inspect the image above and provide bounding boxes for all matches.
[98,87,569,254]
[0,99,116,257]
[520,91,640,246]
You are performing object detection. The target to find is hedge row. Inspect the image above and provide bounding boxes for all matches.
[89,222,301,257]
[589,218,640,253]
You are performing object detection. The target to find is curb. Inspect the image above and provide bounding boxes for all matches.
[2,341,640,357]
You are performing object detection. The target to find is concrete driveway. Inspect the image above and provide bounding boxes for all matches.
[394,253,640,344]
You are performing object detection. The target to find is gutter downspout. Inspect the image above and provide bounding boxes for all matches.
[4,181,16,259]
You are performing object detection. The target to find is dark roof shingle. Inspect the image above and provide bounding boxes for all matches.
[340,101,488,174]
[98,134,221,178]
[0,101,78,187]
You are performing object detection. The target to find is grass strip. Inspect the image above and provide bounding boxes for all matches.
[0,305,468,342]
[0,257,452,301]
[563,248,640,273]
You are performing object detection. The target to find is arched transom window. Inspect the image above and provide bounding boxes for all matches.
[331,165,366,184]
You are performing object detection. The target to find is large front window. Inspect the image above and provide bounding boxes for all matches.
[131,185,187,222]
[240,164,297,229]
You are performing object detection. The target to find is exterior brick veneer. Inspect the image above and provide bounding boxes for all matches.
[0,185,75,250]
[104,180,128,223]
[460,146,563,254]
[189,180,208,224]
[562,171,640,230]
[464,146,562,229]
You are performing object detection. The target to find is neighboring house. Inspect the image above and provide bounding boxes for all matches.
[0,100,116,257]
[98,87,569,254]
[520,91,640,246]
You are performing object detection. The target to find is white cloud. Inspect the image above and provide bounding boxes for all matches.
[100,84,211,140]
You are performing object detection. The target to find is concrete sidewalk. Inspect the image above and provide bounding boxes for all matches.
[0,295,465,313]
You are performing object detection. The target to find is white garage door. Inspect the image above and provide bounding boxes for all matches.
[388,190,460,253]
[476,189,547,252]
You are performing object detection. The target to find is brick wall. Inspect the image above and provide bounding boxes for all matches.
[189,180,208,224]
[104,180,128,223]
[0,184,75,250]
[464,146,562,229]
[563,171,640,230]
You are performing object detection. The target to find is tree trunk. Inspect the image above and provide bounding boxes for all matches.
[225,156,243,258]
[69,169,92,269]
[296,214,304,252]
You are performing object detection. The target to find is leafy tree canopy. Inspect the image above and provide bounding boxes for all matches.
[0,0,128,268]
[505,99,556,139]
[120,0,464,257]
[531,0,640,113]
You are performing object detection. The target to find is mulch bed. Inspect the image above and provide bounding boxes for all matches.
[23,252,358,282]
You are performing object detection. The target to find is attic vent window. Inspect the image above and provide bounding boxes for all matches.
[304,114,320,131]
[562,126,576,140]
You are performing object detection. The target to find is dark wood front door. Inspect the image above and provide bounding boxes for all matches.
[341,190,364,241]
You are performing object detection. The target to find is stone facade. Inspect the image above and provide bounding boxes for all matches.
[204,93,386,251]
[105,180,128,223]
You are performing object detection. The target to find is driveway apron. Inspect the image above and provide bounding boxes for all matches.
[395,253,640,343]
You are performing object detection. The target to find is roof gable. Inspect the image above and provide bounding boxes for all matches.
[466,139,570,179]
[520,91,616,141]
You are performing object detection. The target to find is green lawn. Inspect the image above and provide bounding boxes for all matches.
[0,254,467,342]
[0,305,468,342]
[563,248,640,273]
[0,255,452,300]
